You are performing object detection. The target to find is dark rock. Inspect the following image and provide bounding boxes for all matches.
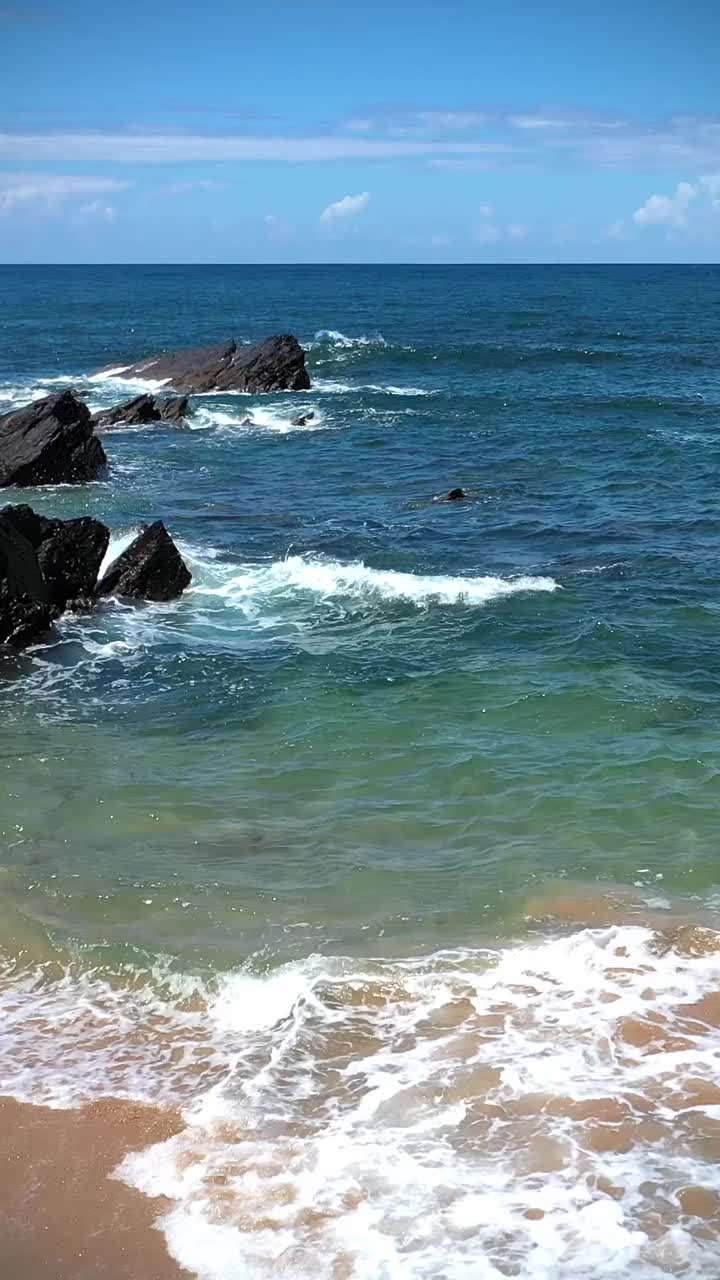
[1,504,109,609]
[291,411,315,426]
[0,391,107,487]
[93,334,310,394]
[160,395,190,425]
[36,517,109,608]
[0,509,53,647]
[240,417,254,427]
[445,488,467,502]
[93,394,160,428]
[93,393,191,429]
[97,521,191,602]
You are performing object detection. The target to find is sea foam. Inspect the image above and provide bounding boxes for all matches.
[3,924,720,1277]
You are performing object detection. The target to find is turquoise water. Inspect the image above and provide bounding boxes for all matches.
[2,266,720,1277]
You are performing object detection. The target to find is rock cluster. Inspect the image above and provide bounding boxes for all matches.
[0,507,190,649]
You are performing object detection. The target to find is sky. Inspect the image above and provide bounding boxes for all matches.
[0,0,718,263]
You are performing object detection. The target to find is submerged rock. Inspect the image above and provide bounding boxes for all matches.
[97,521,191,602]
[93,334,310,394]
[444,487,467,502]
[291,411,315,426]
[0,391,107,487]
[93,393,190,429]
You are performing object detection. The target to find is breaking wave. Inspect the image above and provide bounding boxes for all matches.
[2,922,720,1277]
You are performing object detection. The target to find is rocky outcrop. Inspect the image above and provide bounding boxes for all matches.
[291,411,315,427]
[1,505,190,649]
[93,394,190,429]
[97,521,191,602]
[0,391,107,488]
[0,503,109,625]
[93,334,310,394]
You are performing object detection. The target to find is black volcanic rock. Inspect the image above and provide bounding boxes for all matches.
[0,391,107,488]
[97,521,191,602]
[93,393,191,429]
[93,334,310,394]
[0,509,53,647]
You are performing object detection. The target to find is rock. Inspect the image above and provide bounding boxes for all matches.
[291,411,315,426]
[0,391,107,488]
[1,503,109,613]
[93,394,160,428]
[93,393,191,429]
[444,488,467,502]
[97,521,191,602]
[0,509,53,646]
[160,395,190,425]
[35,517,109,608]
[93,334,310,394]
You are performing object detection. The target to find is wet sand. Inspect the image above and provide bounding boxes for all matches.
[0,1096,187,1280]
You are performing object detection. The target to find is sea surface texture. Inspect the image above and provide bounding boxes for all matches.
[2,264,720,1279]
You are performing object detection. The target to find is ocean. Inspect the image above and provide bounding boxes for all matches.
[1,263,720,1278]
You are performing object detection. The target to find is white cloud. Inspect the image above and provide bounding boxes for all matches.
[320,191,370,225]
[78,200,116,221]
[474,206,528,244]
[634,180,698,227]
[632,173,720,232]
[0,132,520,166]
[0,172,130,212]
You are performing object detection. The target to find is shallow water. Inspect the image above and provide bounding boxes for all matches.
[2,265,720,1277]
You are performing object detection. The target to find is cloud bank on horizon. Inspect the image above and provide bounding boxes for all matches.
[1,0,718,263]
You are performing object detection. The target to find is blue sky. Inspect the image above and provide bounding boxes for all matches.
[0,0,718,263]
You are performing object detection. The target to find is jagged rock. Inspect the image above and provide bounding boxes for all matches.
[93,394,159,428]
[97,521,191,602]
[291,411,315,426]
[93,393,191,429]
[160,396,190,425]
[0,509,53,647]
[36,517,109,608]
[0,502,110,619]
[93,334,310,394]
[0,391,107,487]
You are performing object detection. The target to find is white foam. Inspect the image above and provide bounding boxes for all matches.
[4,925,720,1276]
[188,404,328,435]
[86,367,172,393]
[310,329,389,349]
[189,554,560,612]
[313,378,436,396]
[97,528,141,580]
